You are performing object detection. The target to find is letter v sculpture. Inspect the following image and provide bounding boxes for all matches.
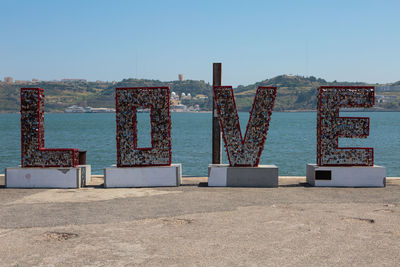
[208,86,278,187]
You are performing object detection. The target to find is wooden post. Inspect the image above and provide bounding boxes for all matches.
[212,63,222,164]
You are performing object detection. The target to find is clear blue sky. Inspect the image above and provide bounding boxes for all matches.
[1,0,399,86]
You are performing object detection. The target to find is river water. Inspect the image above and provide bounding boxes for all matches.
[1,112,399,176]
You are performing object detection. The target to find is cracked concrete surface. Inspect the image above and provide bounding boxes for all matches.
[0,178,399,266]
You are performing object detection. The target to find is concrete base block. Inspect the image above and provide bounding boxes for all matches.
[78,165,92,187]
[5,167,81,188]
[208,164,278,187]
[104,164,182,188]
[306,164,386,187]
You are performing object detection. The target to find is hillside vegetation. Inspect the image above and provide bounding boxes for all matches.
[0,79,212,113]
[0,75,399,112]
[234,75,370,111]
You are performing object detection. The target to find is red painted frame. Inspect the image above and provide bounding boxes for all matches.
[213,86,277,167]
[317,86,374,166]
[115,87,172,167]
[20,88,79,168]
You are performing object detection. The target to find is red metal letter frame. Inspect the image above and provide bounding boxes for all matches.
[213,86,277,167]
[317,86,374,166]
[21,88,79,167]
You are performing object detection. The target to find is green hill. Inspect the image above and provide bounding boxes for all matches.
[233,75,374,111]
[0,79,212,113]
[0,75,399,113]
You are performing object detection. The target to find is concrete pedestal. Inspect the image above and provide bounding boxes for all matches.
[104,164,182,188]
[306,164,386,187]
[78,165,92,187]
[5,167,81,188]
[208,164,278,187]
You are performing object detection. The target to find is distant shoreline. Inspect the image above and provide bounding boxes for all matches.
[1,109,400,114]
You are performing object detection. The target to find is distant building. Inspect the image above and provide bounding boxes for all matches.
[194,94,208,100]
[32,79,39,83]
[90,107,115,113]
[375,95,397,103]
[65,105,86,113]
[170,99,180,106]
[377,85,400,92]
[15,80,31,84]
[178,74,183,81]
[173,104,187,112]
[4,77,13,83]
[180,92,192,101]
[171,91,179,100]
[65,105,115,113]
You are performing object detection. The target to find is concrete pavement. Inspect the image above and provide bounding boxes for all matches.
[0,177,399,266]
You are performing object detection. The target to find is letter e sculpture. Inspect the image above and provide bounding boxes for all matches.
[307,86,386,187]
[317,86,374,166]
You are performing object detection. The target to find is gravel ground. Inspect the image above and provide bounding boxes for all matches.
[0,177,399,266]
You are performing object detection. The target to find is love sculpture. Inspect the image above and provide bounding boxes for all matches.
[307,86,386,187]
[4,84,386,188]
